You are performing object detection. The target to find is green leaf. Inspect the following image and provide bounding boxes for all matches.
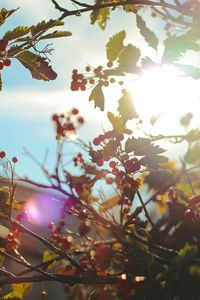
[0,8,18,26]
[118,89,138,122]
[176,64,200,80]
[107,112,126,133]
[40,30,72,40]
[3,26,30,40]
[91,7,110,30]
[186,129,200,143]
[136,15,158,50]
[118,44,141,73]
[30,19,64,36]
[184,143,200,164]
[125,137,166,156]
[89,82,105,111]
[16,51,57,81]
[162,32,200,63]
[106,30,126,62]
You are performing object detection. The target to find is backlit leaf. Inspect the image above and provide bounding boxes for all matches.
[176,64,200,80]
[40,30,72,40]
[136,15,158,50]
[106,30,126,62]
[162,32,200,63]
[30,19,64,36]
[118,44,141,73]
[3,26,30,41]
[89,82,105,111]
[118,89,139,122]
[16,51,57,81]
[186,129,200,142]
[99,196,120,212]
[43,250,58,269]
[125,137,166,156]
[123,4,142,13]
[0,8,18,26]
[91,7,110,30]
[107,111,126,133]
[184,143,200,163]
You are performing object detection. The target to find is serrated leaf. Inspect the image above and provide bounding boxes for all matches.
[91,7,110,30]
[16,51,57,81]
[3,26,30,41]
[176,63,200,80]
[0,8,18,26]
[31,19,64,36]
[107,111,126,133]
[89,82,105,111]
[162,32,200,63]
[136,15,158,50]
[40,30,72,40]
[184,143,200,164]
[118,89,138,122]
[106,30,126,62]
[118,44,141,73]
[99,196,120,212]
[125,137,166,156]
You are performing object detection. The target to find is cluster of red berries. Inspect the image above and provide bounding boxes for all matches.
[73,153,84,167]
[70,69,88,91]
[5,227,20,252]
[48,221,73,250]
[0,58,11,70]
[70,62,124,92]
[90,131,124,167]
[52,108,84,139]
[59,198,77,219]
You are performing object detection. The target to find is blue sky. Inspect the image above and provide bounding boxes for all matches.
[0,0,143,180]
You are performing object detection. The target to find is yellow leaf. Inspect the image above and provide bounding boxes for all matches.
[99,196,120,213]
[43,250,58,269]
[107,112,126,133]
[2,283,32,299]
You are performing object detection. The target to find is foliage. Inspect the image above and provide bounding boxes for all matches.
[0,1,200,300]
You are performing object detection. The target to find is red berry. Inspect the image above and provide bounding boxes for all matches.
[89,79,95,84]
[75,185,83,193]
[79,221,90,236]
[3,58,11,67]
[78,209,88,220]
[71,108,79,115]
[189,195,200,205]
[93,138,100,146]
[12,157,18,163]
[107,61,113,68]
[184,209,194,220]
[0,61,4,70]
[95,244,112,269]
[106,177,114,185]
[77,116,84,124]
[85,66,91,72]
[109,161,116,168]
[40,290,47,298]
[0,151,6,158]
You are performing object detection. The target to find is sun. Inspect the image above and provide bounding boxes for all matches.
[127,64,200,134]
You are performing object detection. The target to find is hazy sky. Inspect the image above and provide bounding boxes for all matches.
[1,0,200,181]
